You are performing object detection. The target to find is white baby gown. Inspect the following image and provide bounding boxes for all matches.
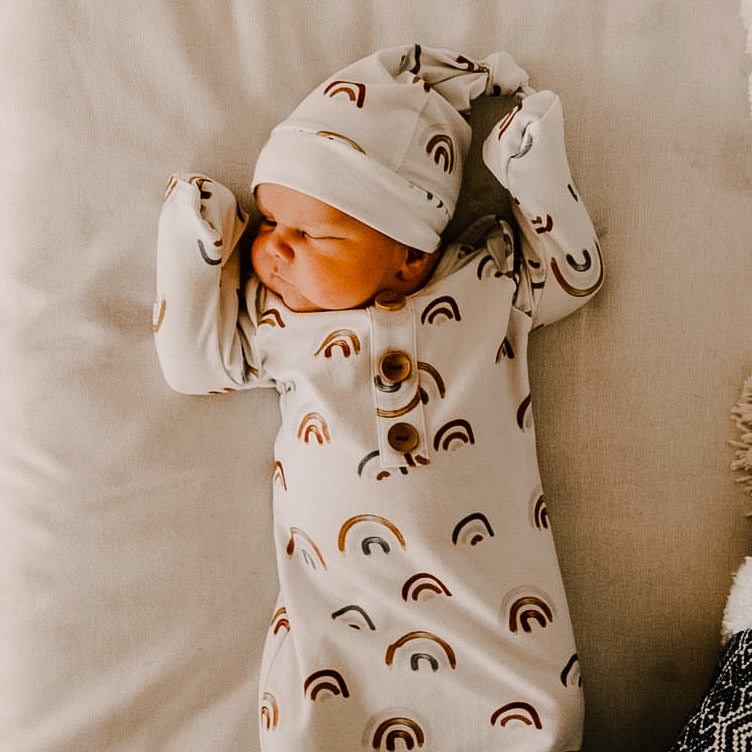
[154,90,603,752]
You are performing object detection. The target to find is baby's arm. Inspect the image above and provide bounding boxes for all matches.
[154,175,265,394]
[482,90,604,326]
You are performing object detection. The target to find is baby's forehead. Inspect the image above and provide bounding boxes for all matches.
[256,183,370,231]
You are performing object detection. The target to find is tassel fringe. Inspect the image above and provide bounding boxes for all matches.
[731,373,752,501]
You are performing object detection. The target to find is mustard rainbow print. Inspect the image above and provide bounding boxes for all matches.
[338,514,406,554]
[152,298,166,333]
[490,702,542,730]
[451,512,494,547]
[273,460,287,491]
[331,604,376,631]
[260,691,279,731]
[420,295,461,325]
[417,361,446,399]
[324,80,366,108]
[316,130,366,153]
[376,389,421,419]
[303,669,350,701]
[297,412,330,445]
[371,717,425,751]
[401,573,452,602]
[314,329,361,359]
[286,526,327,571]
[270,606,290,635]
[385,631,457,671]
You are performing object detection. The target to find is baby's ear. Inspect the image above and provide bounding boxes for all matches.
[400,247,436,280]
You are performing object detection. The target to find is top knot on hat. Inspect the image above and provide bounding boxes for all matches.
[251,44,529,252]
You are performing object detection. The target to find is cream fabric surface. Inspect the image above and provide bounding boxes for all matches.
[1,2,750,751]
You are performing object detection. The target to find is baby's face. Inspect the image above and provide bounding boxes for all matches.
[252,184,421,312]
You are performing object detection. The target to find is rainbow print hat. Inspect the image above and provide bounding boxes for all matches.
[251,44,528,252]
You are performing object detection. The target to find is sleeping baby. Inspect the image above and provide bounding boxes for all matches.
[154,45,603,752]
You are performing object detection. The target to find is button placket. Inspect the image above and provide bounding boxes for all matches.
[369,295,427,468]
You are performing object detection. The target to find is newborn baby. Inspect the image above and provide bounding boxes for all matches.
[155,45,603,752]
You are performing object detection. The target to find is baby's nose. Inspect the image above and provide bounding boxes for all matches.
[267,230,295,262]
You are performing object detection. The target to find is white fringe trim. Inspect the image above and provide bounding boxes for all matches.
[731,373,752,501]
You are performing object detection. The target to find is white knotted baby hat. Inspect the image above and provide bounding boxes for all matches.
[251,44,528,252]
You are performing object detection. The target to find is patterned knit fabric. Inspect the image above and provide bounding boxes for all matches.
[669,630,752,751]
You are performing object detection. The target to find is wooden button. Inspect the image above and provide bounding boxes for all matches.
[374,290,406,311]
[387,422,420,453]
[378,351,412,385]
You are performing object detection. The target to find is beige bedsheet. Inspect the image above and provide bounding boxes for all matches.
[2,2,750,750]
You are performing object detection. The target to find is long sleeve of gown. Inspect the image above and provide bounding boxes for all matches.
[482,90,604,327]
[153,174,268,394]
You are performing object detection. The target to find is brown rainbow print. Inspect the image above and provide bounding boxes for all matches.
[286,527,327,570]
[259,307,285,328]
[496,105,521,140]
[385,630,457,671]
[324,80,366,108]
[433,419,475,452]
[495,337,515,363]
[420,295,461,325]
[561,653,582,688]
[297,412,330,445]
[188,175,214,200]
[550,238,604,297]
[477,254,505,280]
[401,573,452,602]
[303,669,350,701]
[490,702,542,730]
[270,606,290,635]
[372,717,425,751]
[314,329,361,359]
[425,134,455,173]
[337,514,405,553]
[532,215,554,234]
[516,395,532,430]
[451,512,494,547]
[260,691,278,731]
[508,595,554,634]
[331,604,376,631]
[532,494,549,531]
[454,55,481,71]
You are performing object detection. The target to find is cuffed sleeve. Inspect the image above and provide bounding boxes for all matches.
[482,91,604,327]
[153,174,267,394]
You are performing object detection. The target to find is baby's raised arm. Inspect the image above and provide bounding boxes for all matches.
[154,175,265,394]
[482,90,604,326]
